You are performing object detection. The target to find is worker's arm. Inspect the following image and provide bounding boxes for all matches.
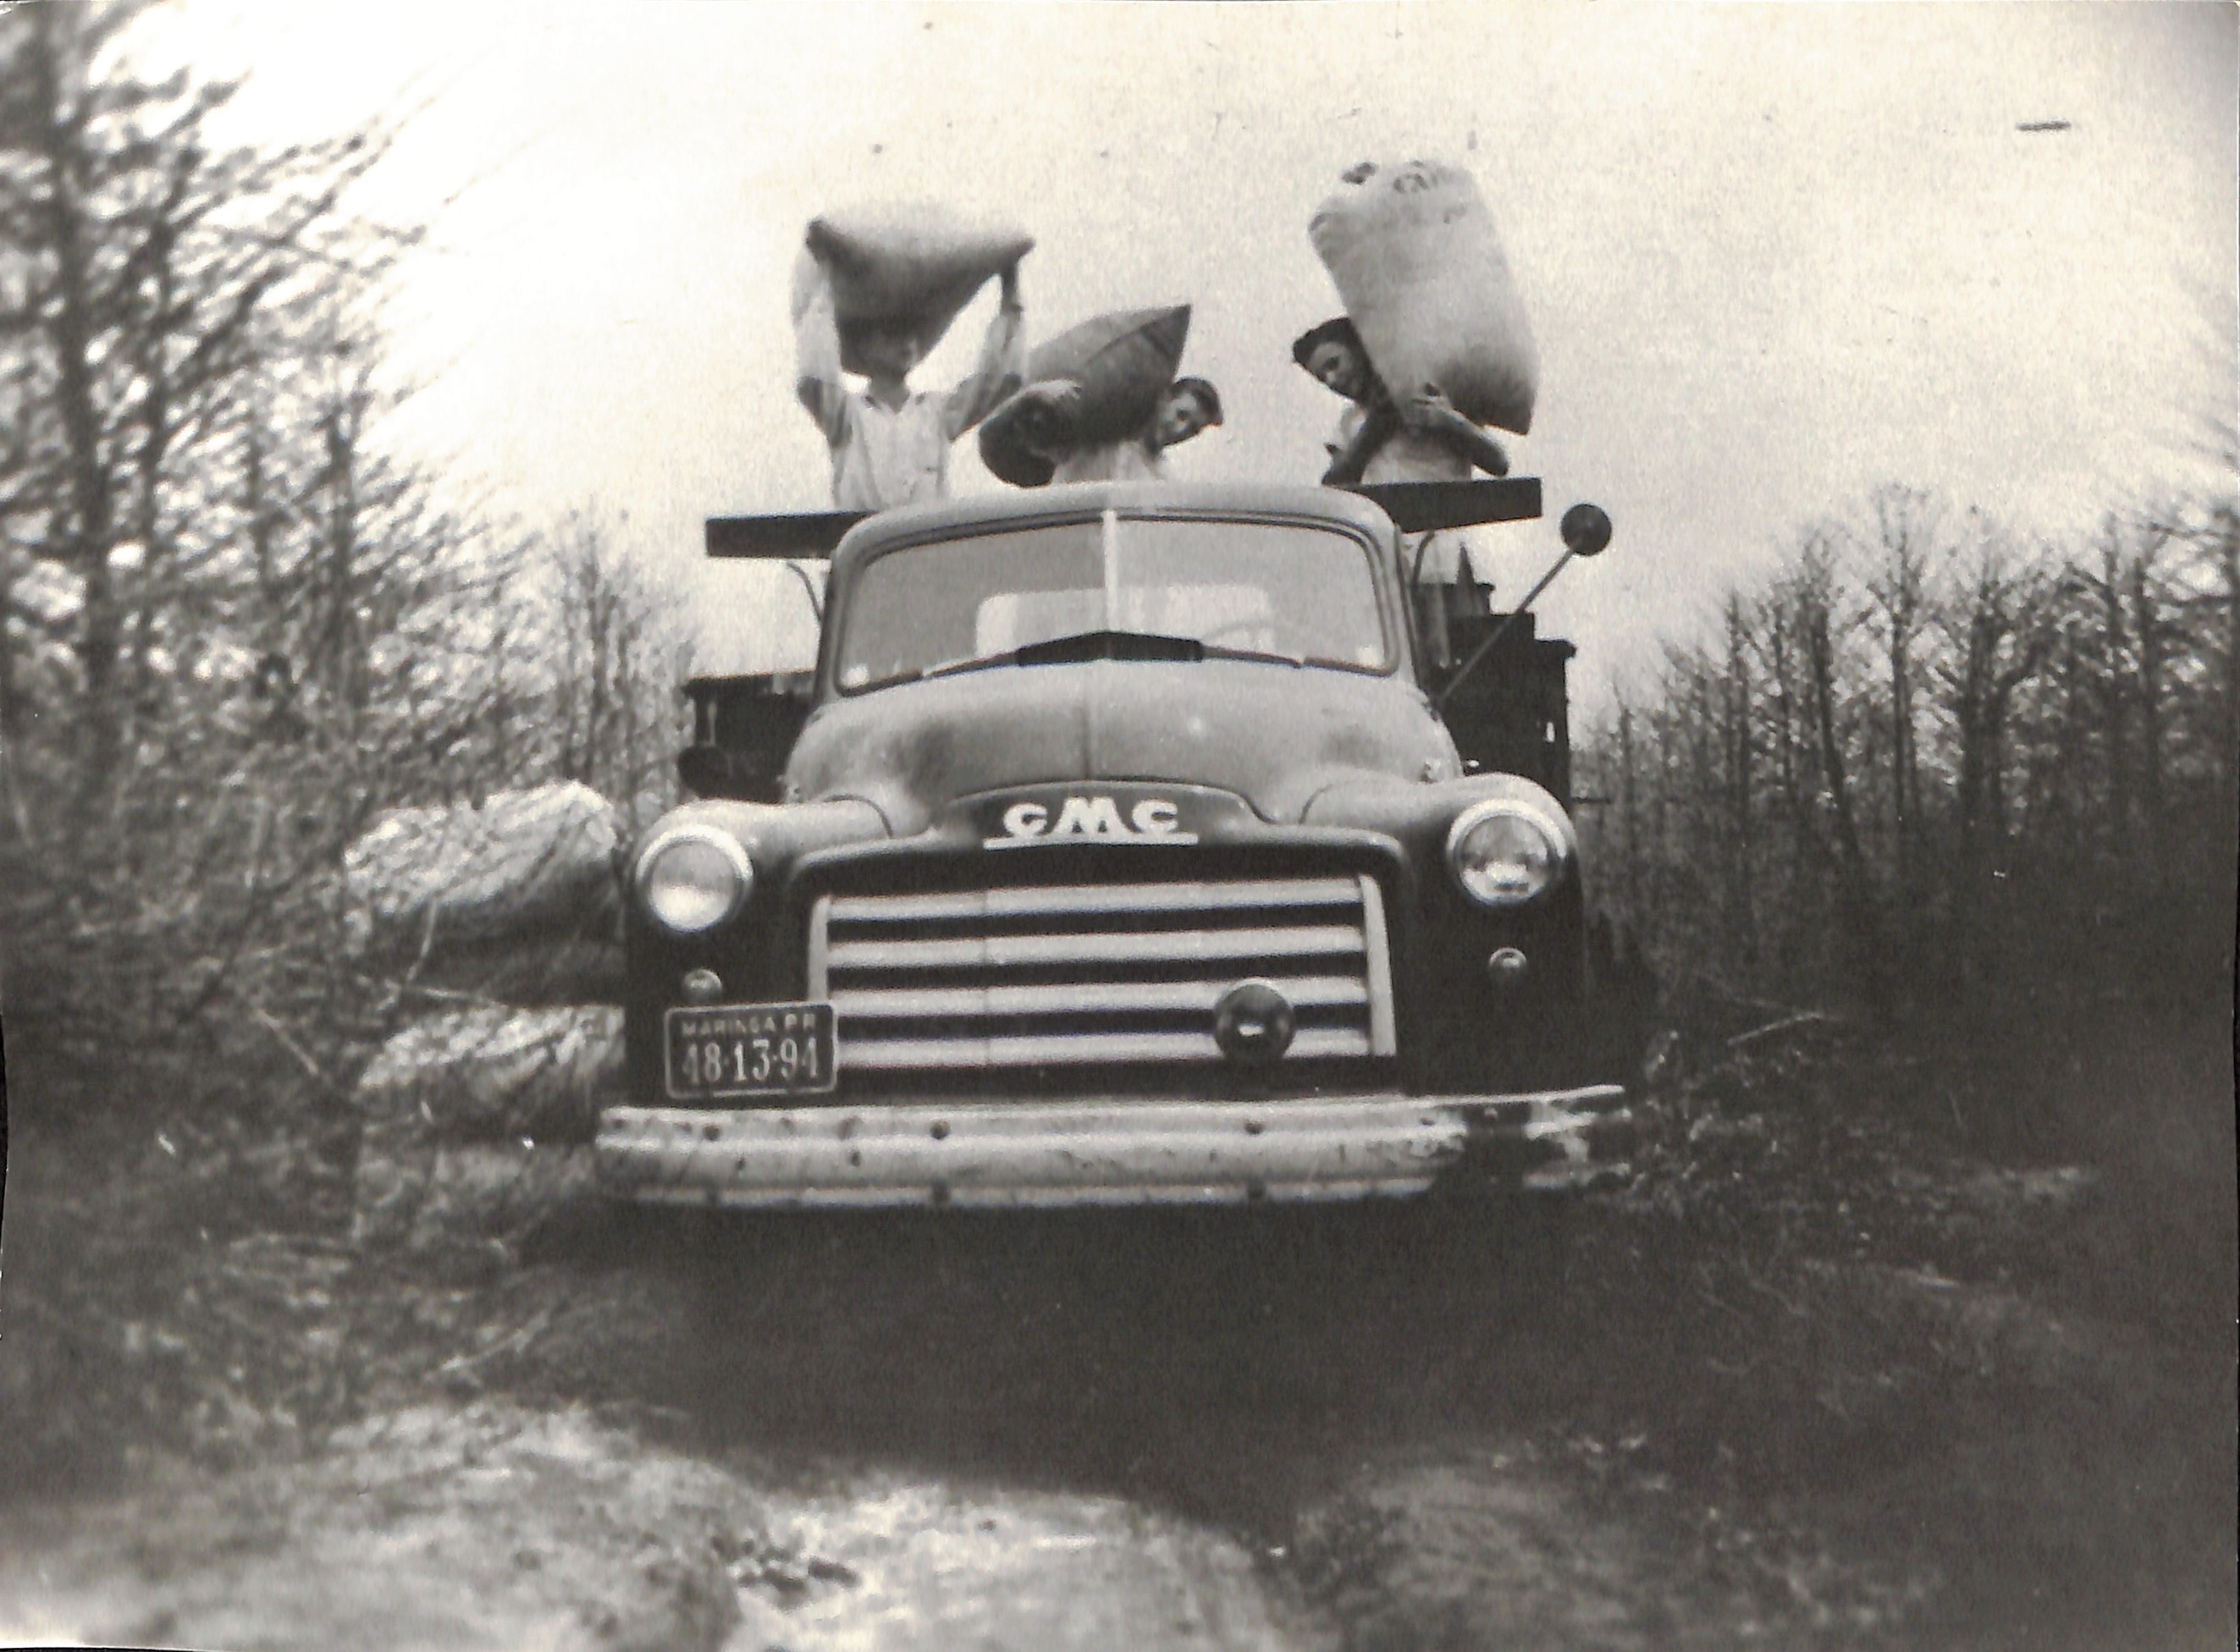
[792,252,852,446]
[939,262,1028,442]
[1321,403,1397,487]
[1403,387,1509,477]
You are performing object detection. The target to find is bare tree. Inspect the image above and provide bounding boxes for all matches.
[0,5,549,1119]
[1852,485,1945,933]
[528,509,690,832]
[1720,592,1757,974]
[1934,517,2051,1002]
[1,3,405,832]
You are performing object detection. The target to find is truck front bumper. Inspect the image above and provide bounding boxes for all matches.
[594,1088,1634,1210]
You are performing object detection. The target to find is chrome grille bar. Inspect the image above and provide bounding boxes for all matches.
[825,877,1363,922]
[841,1027,1376,1071]
[825,925,1366,972]
[836,975,1371,1019]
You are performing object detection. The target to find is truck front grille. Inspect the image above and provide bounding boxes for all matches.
[808,875,1395,1076]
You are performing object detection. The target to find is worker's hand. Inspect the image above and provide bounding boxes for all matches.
[1016,378,1081,413]
[1000,262,1022,307]
[1007,379,1080,454]
[1402,385,1471,436]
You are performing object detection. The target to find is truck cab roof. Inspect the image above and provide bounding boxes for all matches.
[824,480,1404,573]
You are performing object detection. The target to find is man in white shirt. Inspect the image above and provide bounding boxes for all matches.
[794,253,1025,511]
[1294,317,1507,668]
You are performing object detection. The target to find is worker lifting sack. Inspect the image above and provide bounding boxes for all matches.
[978,303,1194,487]
[1309,159,1539,436]
[793,201,1035,376]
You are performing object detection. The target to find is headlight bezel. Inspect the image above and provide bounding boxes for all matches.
[633,824,754,937]
[1443,798,1569,910]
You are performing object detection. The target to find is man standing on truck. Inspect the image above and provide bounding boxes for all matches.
[1294,316,1509,669]
[794,251,1026,510]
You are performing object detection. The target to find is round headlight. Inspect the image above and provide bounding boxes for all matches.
[1446,801,1565,908]
[636,827,753,935]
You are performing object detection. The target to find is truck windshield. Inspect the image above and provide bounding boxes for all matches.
[835,515,1391,691]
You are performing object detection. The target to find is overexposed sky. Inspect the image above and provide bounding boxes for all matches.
[152,1,2237,695]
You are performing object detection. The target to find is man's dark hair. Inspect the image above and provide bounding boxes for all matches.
[1171,376,1223,427]
[1291,317,1365,372]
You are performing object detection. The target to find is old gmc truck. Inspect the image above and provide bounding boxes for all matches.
[595,476,1641,1210]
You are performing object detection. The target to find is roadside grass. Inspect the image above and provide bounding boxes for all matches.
[0,1037,361,1495]
[1565,1002,2237,1651]
[0,1032,692,1502]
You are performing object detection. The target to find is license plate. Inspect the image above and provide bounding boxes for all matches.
[664,1002,837,1099]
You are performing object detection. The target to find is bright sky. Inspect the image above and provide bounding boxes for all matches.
[155,1,2237,699]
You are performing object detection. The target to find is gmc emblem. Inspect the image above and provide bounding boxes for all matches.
[985,795,1199,848]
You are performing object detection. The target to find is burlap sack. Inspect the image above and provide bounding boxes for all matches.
[354,1005,626,1144]
[795,202,1034,375]
[352,1129,603,1251]
[399,937,626,1010]
[342,783,621,964]
[1309,160,1538,435]
[978,304,1192,487]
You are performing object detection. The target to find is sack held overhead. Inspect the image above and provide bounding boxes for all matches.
[794,201,1034,376]
[1309,159,1539,436]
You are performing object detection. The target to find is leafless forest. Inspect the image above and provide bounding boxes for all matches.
[0,2,680,1109]
[1579,479,2237,1038]
[1,0,686,1471]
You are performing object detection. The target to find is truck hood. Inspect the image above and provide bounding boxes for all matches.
[786,658,1460,833]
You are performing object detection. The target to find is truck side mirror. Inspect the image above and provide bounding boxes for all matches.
[1560,503,1612,559]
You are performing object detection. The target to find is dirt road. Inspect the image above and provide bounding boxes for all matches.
[0,1209,1903,1650]
[2,1037,2232,1650]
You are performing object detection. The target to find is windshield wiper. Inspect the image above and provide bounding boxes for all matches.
[920,631,1207,680]
[915,630,1330,681]
[918,649,1028,682]
[1199,642,1308,668]
[1017,630,1206,666]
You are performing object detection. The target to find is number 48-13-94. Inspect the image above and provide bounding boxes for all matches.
[680,1035,820,1088]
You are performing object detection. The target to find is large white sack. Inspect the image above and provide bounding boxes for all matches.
[978,305,1192,486]
[396,936,626,1010]
[352,1131,602,1251]
[354,1005,625,1143]
[344,783,621,961]
[794,201,1034,375]
[1309,159,1539,435]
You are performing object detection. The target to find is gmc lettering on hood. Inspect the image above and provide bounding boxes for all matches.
[986,796,1198,847]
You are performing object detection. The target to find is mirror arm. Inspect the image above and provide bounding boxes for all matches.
[1432,546,1580,713]
[1433,502,1610,713]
